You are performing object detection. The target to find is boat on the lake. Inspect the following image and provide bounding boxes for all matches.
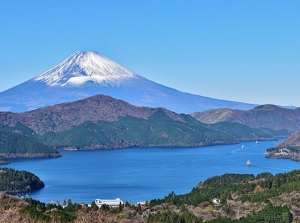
[246,160,251,166]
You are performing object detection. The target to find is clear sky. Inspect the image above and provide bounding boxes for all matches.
[0,0,299,107]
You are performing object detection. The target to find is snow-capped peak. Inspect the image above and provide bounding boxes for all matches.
[33,51,138,87]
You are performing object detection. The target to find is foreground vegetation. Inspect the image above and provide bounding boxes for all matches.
[148,170,299,222]
[1,169,300,222]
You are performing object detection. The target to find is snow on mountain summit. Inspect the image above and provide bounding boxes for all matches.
[34,51,138,87]
[0,51,256,113]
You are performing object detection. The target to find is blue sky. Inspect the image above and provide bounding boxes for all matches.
[0,0,299,106]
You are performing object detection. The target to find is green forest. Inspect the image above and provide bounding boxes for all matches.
[0,130,60,159]
[0,110,283,155]
[147,170,300,222]
[0,168,44,193]
[40,113,237,149]
[146,203,291,223]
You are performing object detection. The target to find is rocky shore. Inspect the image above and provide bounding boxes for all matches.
[265,148,300,161]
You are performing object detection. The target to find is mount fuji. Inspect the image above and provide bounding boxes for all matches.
[0,51,255,113]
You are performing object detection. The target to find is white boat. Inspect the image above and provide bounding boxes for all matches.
[246,160,251,166]
[241,144,244,149]
[256,140,259,144]
[95,198,123,208]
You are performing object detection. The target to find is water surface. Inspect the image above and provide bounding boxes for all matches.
[7,139,300,204]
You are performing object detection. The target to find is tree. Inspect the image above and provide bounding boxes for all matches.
[118,202,123,212]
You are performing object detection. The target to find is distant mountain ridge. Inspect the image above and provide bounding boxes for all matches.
[191,104,300,161]
[0,94,282,154]
[0,51,256,113]
[0,94,274,150]
[191,104,300,135]
[0,94,186,135]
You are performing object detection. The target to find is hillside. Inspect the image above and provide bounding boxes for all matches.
[0,131,60,159]
[0,94,279,151]
[1,170,300,222]
[191,104,300,136]
[0,94,241,150]
[207,122,276,141]
[276,131,300,148]
[0,121,60,162]
[40,113,238,149]
[0,94,187,135]
[148,170,300,222]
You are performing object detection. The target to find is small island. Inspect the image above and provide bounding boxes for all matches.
[0,168,45,194]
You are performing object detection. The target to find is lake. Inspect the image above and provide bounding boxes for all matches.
[6,139,300,204]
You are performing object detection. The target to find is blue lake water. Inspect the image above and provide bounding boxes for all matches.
[6,139,300,204]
